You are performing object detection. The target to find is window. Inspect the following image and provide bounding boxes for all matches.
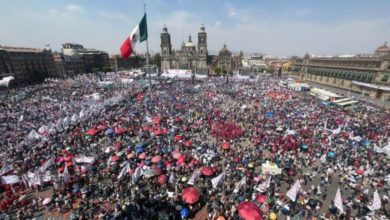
[381,75,389,82]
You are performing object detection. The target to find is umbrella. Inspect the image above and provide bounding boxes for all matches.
[178,155,186,164]
[127,153,135,159]
[301,144,308,150]
[172,151,182,159]
[139,153,146,160]
[182,187,200,204]
[157,175,167,184]
[144,169,155,178]
[256,194,267,203]
[269,212,277,220]
[42,197,52,205]
[237,201,263,220]
[110,155,120,162]
[115,127,126,135]
[184,141,192,147]
[356,169,364,175]
[201,166,214,176]
[152,167,162,175]
[135,146,144,154]
[174,135,182,141]
[85,128,98,136]
[308,198,317,208]
[221,142,230,150]
[328,151,336,158]
[152,155,162,163]
[105,128,115,135]
[288,169,295,176]
[180,207,190,218]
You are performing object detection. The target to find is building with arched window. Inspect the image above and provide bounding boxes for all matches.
[289,42,390,103]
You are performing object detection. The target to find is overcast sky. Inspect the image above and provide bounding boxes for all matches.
[0,0,389,57]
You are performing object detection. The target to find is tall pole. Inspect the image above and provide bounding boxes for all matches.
[144,3,152,87]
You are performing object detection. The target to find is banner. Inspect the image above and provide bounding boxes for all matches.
[368,190,381,211]
[234,176,247,193]
[187,169,201,185]
[74,155,95,164]
[261,161,282,176]
[0,163,14,175]
[286,180,301,201]
[1,175,20,184]
[211,172,225,189]
[334,188,344,213]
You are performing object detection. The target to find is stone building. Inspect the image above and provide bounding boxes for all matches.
[53,52,85,77]
[290,42,390,102]
[210,44,242,74]
[60,43,110,73]
[0,45,57,85]
[109,54,143,71]
[160,25,208,73]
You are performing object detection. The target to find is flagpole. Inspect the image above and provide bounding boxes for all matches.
[144,3,152,87]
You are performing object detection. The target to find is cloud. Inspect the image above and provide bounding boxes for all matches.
[97,11,130,23]
[49,9,58,15]
[215,21,221,26]
[65,4,83,14]
[227,3,236,17]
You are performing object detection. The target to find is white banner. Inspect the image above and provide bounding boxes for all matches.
[187,169,201,185]
[368,190,381,211]
[286,180,301,202]
[334,188,344,213]
[234,176,247,193]
[1,175,20,184]
[211,172,225,189]
[74,155,95,164]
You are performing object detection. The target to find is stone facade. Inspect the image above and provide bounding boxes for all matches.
[160,25,208,73]
[109,55,143,71]
[0,46,57,85]
[290,43,390,102]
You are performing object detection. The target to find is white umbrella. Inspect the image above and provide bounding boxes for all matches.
[42,197,52,205]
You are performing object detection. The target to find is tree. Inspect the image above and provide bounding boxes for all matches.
[92,68,101,73]
[102,66,111,72]
[214,67,222,75]
[151,53,161,68]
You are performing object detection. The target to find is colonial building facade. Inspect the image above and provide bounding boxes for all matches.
[0,46,57,85]
[160,25,208,73]
[290,42,390,102]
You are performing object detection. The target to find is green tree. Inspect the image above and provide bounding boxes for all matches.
[92,68,101,73]
[214,67,222,75]
[151,53,161,68]
[102,66,112,72]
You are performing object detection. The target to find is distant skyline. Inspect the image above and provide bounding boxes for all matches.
[0,0,389,56]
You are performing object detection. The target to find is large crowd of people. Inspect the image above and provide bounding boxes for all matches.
[0,74,389,220]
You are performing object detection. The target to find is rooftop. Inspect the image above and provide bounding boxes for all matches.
[0,45,44,53]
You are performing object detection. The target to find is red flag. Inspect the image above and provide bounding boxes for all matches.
[120,36,133,59]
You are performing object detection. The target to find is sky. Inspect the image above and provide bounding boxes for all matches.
[0,0,389,57]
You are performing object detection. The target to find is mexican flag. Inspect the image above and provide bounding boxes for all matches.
[120,13,148,59]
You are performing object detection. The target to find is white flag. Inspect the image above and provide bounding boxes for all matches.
[40,158,55,172]
[62,166,71,183]
[286,180,301,201]
[74,155,95,164]
[259,176,271,192]
[131,167,143,185]
[332,127,341,135]
[187,169,201,185]
[18,115,24,122]
[1,175,20,184]
[234,176,247,193]
[118,163,130,180]
[28,130,41,140]
[334,188,344,213]
[368,190,381,211]
[0,163,14,175]
[320,154,327,163]
[211,172,225,189]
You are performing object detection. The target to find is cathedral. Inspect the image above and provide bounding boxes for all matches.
[160,25,209,73]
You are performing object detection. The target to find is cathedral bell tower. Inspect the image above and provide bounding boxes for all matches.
[197,24,207,69]
[160,25,172,71]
